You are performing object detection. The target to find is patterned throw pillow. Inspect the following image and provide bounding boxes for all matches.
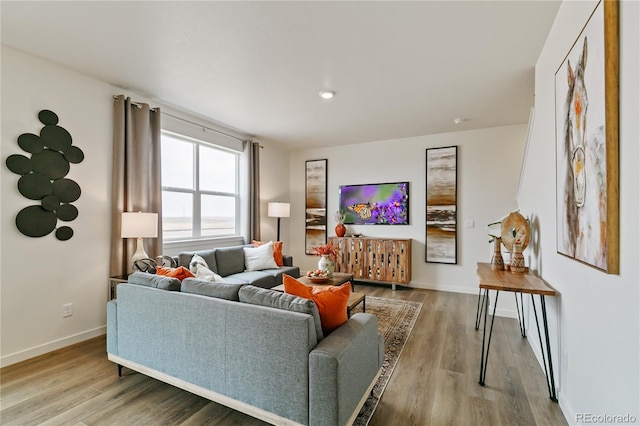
[189,254,223,282]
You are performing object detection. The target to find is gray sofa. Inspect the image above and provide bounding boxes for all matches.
[107,276,384,426]
[176,244,300,288]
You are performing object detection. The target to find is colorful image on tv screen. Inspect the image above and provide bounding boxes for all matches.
[339,182,409,225]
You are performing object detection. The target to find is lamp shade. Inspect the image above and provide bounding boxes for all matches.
[268,202,290,218]
[121,212,158,238]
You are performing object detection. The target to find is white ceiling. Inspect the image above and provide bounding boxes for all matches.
[1,1,560,149]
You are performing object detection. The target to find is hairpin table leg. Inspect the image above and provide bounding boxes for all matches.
[479,289,499,386]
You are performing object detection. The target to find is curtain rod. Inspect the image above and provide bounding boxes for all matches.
[113,95,158,111]
[113,95,262,147]
[161,111,247,143]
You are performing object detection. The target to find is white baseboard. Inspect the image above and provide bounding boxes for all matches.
[559,394,576,425]
[1,326,106,368]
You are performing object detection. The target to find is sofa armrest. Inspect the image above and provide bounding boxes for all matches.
[106,300,118,355]
[308,313,383,426]
[282,255,293,267]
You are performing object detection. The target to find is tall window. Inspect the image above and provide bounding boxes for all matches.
[161,131,239,240]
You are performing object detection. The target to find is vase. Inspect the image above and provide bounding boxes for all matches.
[510,242,526,273]
[490,237,504,270]
[335,223,346,237]
[318,255,335,278]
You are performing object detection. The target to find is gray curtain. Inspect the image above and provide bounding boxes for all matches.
[109,95,163,276]
[248,141,261,242]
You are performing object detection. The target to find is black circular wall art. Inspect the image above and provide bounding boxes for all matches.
[5,110,84,240]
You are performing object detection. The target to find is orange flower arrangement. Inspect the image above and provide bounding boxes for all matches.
[311,241,340,260]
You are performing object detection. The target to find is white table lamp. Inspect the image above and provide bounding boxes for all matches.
[267,202,290,241]
[121,212,158,263]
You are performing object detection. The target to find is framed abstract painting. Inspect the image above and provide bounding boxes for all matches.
[554,0,618,273]
[305,159,327,255]
[425,146,457,264]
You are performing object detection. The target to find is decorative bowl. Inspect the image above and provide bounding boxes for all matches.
[307,276,329,284]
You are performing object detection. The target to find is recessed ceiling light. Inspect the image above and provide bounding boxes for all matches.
[453,118,468,125]
[319,90,336,100]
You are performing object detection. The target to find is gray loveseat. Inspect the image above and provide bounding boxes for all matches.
[107,275,384,426]
[176,244,300,288]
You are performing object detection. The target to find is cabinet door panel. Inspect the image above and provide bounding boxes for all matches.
[387,239,411,283]
[366,239,386,281]
[350,238,366,278]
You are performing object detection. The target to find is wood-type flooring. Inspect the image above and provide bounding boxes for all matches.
[0,285,567,425]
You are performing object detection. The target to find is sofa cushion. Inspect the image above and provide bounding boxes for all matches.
[259,266,301,285]
[214,246,246,276]
[156,266,194,281]
[213,275,254,285]
[244,242,278,271]
[178,249,218,273]
[181,278,246,301]
[224,271,276,289]
[238,285,324,343]
[253,240,284,266]
[128,272,181,291]
[283,274,350,335]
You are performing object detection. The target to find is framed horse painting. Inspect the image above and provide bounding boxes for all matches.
[554,0,618,273]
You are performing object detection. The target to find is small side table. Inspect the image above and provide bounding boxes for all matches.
[346,292,366,317]
[475,262,558,402]
[108,275,128,300]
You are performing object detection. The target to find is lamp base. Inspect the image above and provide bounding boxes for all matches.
[131,237,149,263]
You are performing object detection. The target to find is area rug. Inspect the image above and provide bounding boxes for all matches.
[352,296,422,426]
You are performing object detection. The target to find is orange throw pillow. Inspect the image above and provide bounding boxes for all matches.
[283,274,350,335]
[253,240,284,266]
[157,266,194,281]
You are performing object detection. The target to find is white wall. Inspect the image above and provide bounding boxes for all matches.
[288,124,527,313]
[518,0,639,421]
[259,140,293,245]
[1,47,113,366]
[0,46,290,366]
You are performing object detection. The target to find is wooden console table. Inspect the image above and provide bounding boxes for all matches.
[474,262,558,402]
[329,237,411,290]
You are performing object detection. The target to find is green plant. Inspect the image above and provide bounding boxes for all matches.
[487,220,502,243]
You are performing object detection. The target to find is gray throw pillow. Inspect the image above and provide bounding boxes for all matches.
[238,285,323,342]
[214,246,246,276]
[181,278,245,301]
[128,272,181,291]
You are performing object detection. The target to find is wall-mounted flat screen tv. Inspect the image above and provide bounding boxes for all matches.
[339,182,409,225]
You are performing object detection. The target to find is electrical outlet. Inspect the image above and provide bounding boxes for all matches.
[464,220,475,229]
[63,303,73,318]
